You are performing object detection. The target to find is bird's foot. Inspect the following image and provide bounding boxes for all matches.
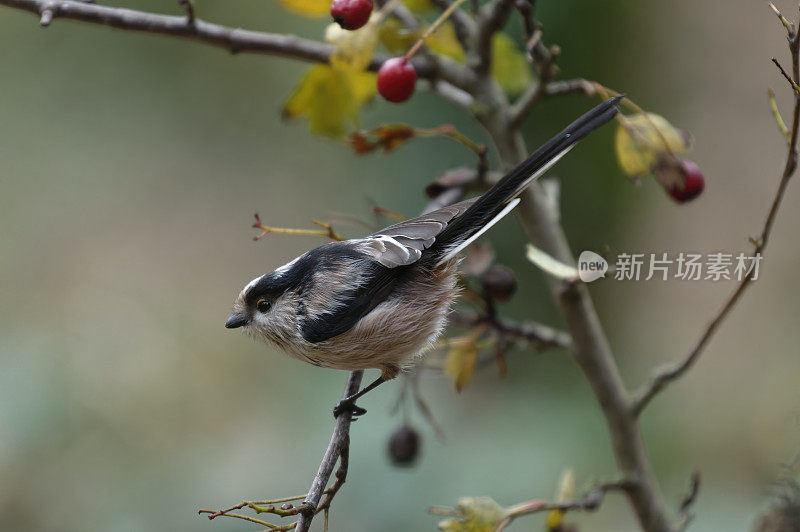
[333,399,367,419]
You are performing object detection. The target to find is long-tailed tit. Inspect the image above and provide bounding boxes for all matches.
[226,97,622,416]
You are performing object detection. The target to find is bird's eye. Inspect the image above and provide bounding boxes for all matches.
[257,299,272,313]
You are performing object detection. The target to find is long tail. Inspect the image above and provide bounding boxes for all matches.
[434,96,622,263]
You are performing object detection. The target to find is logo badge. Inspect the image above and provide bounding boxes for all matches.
[578,251,608,283]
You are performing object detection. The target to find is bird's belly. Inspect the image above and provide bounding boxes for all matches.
[302,260,460,376]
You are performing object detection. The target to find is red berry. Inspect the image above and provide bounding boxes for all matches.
[330,0,372,30]
[377,57,417,103]
[668,159,705,203]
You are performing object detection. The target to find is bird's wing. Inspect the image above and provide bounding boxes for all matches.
[300,202,475,342]
[357,198,477,268]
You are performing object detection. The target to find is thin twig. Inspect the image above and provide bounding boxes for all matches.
[178,0,194,25]
[473,0,515,75]
[631,27,800,417]
[405,0,470,60]
[430,0,476,50]
[252,216,343,242]
[295,370,363,532]
[509,78,595,128]
[494,484,610,532]
[0,0,478,92]
[676,470,701,530]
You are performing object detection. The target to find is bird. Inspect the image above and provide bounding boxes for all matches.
[225,97,622,417]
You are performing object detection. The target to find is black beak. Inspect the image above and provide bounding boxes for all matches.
[225,313,249,329]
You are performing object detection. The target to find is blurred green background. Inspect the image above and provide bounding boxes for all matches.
[1,1,799,530]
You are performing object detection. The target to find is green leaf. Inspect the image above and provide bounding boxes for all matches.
[283,65,376,139]
[491,33,533,96]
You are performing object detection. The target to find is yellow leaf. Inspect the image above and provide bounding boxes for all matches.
[325,17,380,71]
[491,33,533,96]
[547,469,576,531]
[426,22,465,62]
[378,20,464,62]
[403,0,433,14]
[437,498,507,532]
[379,19,417,54]
[279,0,330,17]
[614,113,692,178]
[283,65,376,138]
[445,338,479,392]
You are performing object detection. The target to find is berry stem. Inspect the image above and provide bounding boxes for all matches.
[374,0,402,23]
[404,0,470,60]
[593,82,678,157]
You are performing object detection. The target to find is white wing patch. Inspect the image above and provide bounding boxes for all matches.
[437,144,573,264]
[358,235,423,268]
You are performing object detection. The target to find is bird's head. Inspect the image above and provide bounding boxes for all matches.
[226,259,304,349]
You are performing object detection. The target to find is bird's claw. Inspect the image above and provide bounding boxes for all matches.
[333,400,367,419]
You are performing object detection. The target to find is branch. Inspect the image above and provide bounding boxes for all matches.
[448,310,571,351]
[0,0,478,92]
[295,370,363,532]
[631,29,800,417]
[509,78,596,128]
[482,94,676,532]
[473,0,515,75]
[494,481,627,532]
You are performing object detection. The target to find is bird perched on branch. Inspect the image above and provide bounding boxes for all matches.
[226,97,622,417]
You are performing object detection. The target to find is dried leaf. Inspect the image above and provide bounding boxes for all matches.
[348,124,417,153]
[444,338,479,392]
[279,0,330,17]
[525,244,579,281]
[283,65,376,138]
[425,166,476,198]
[437,497,507,532]
[491,33,533,96]
[614,113,692,179]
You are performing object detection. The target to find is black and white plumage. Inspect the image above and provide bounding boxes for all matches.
[226,97,621,413]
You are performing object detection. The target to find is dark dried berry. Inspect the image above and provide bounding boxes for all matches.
[377,57,417,103]
[330,0,372,30]
[668,159,705,203]
[653,155,705,203]
[388,425,420,466]
[480,264,517,302]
